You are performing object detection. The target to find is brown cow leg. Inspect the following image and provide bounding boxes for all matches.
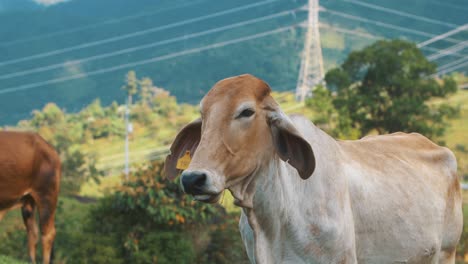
[21,195,38,264]
[0,210,7,221]
[36,197,57,264]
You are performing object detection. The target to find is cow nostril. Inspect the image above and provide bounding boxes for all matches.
[181,171,207,194]
[194,173,206,187]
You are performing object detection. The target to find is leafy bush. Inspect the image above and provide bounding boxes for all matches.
[64,161,248,263]
[128,231,194,264]
[0,224,28,261]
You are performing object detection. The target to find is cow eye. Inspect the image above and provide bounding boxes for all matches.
[237,108,255,119]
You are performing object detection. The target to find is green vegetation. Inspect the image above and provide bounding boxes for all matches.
[1,71,248,263]
[0,0,467,262]
[0,255,27,264]
[324,40,458,139]
[0,196,93,263]
[440,89,468,181]
[72,161,247,263]
[458,202,468,263]
[0,162,247,263]
[1,37,467,262]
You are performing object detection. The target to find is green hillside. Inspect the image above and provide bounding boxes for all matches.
[0,0,467,124]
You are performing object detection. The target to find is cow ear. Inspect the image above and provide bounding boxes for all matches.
[164,118,202,180]
[268,113,315,179]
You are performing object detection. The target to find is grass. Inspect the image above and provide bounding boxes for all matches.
[441,89,468,179]
[0,196,93,231]
[80,174,123,197]
[0,197,94,262]
[0,255,27,264]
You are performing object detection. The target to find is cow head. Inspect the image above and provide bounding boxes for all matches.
[164,74,315,204]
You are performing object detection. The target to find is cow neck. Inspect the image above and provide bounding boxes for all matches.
[242,127,348,262]
[251,126,344,221]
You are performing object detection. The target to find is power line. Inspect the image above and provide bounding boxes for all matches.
[437,57,468,71]
[0,9,297,81]
[296,0,324,102]
[435,59,468,76]
[321,8,468,60]
[0,0,207,47]
[343,0,458,28]
[321,9,461,44]
[319,23,466,58]
[0,0,278,67]
[428,40,468,61]
[319,22,468,72]
[422,46,465,59]
[426,0,468,12]
[0,25,295,95]
[319,23,378,40]
[320,7,468,91]
[418,24,468,48]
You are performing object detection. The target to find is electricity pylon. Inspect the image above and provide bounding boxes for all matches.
[296,0,324,102]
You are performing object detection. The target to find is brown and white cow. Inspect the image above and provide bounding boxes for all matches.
[0,131,61,264]
[165,74,462,264]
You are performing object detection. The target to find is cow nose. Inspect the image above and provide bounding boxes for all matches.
[181,171,207,194]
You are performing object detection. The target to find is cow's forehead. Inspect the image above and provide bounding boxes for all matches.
[200,74,271,113]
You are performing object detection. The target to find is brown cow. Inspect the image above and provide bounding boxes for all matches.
[0,131,61,264]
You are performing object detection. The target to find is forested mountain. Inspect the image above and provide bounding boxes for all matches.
[0,0,467,124]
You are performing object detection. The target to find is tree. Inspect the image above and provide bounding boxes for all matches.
[325,40,458,139]
[306,85,335,127]
[122,71,138,106]
[30,103,65,128]
[306,85,360,139]
[139,77,154,106]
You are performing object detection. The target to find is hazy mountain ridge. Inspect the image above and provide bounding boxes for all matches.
[0,0,466,124]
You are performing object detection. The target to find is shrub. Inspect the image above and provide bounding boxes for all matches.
[69,161,248,263]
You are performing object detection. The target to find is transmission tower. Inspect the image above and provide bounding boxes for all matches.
[296,0,324,102]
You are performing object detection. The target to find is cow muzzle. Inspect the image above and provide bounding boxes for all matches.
[180,170,222,203]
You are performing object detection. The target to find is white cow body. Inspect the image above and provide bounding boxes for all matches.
[166,75,462,264]
[238,115,462,264]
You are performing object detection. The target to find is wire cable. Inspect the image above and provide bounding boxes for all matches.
[319,23,378,40]
[321,9,461,44]
[343,0,458,28]
[0,25,295,95]
[435,59,468,76]
[319,23,465,58]
[0,0,278,67]
[418,24,468,48]
[0,9,297,81]
[426,0,468,12]
[437,57,468,71]
[0,0,207,47]
[427,40,468,61]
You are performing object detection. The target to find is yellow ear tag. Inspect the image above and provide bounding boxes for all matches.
[176,150,192,170]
